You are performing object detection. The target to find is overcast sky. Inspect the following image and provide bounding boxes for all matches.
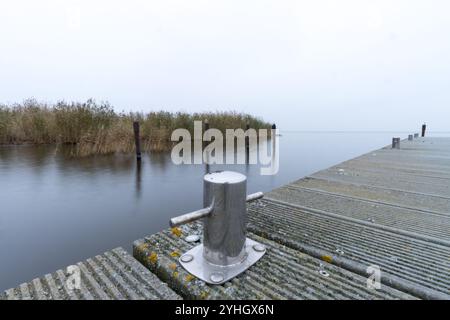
[1,0,449,131]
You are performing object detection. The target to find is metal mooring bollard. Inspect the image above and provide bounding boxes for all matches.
[392,137,400,149]
[169,171,265,284]
[408,134,413,141]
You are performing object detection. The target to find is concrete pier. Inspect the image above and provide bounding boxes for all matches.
[133,224,416,299]
[133,137,450,300]
[0,248,180,300]
[3,137,450,300]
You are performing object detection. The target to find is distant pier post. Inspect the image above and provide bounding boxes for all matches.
[392,137,400,149]
[422,123,426,137]
[414,133,419,138]
[408,134,413,141]
[133,121,142,161]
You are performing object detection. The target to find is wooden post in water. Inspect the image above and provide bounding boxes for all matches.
[272,123,277,140]
[272,124,277,163]
[245,123,250,162]
[133,121,142,161]
[204,120,210,174]
[422,123,426,137]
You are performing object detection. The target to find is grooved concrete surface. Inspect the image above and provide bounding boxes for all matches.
[132,137,450,300]
[0,247,180,300]
[133,224,415,300]
[247,199,450,299]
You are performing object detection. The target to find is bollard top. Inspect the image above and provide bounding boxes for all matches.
[204,171,246,184]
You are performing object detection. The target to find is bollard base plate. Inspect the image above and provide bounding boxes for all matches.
[179,238,266,285]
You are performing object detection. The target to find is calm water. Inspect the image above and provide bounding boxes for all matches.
[0,131,444,290]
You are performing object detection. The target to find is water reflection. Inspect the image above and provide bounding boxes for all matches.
[147,152,171,171]
[0,145,55,170]
[135,159,142,199]
[54,148,135,175]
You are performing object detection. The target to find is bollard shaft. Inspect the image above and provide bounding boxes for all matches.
[203,171,247,264]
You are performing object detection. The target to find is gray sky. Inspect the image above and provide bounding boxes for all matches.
[1,0,449,131]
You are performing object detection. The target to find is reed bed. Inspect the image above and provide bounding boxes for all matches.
[0,99,271,156]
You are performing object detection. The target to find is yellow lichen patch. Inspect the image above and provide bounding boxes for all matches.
[170,251,181,257]
[321,255,333,263]
[148,252,158,264]
[199,291,209,300]
[137,243,148,251]
[173,271,179,278]
[168,263,177,271]
[185,274,195,282]
[292,251,306,260]
[171,227,182,237]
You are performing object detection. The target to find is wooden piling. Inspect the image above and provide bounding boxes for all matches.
[272,124,277,163]
[133,121,142,161]
[422,124,426,137]
[204,120,210,174]
[272,123,277,145]
[245,123,250,162]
